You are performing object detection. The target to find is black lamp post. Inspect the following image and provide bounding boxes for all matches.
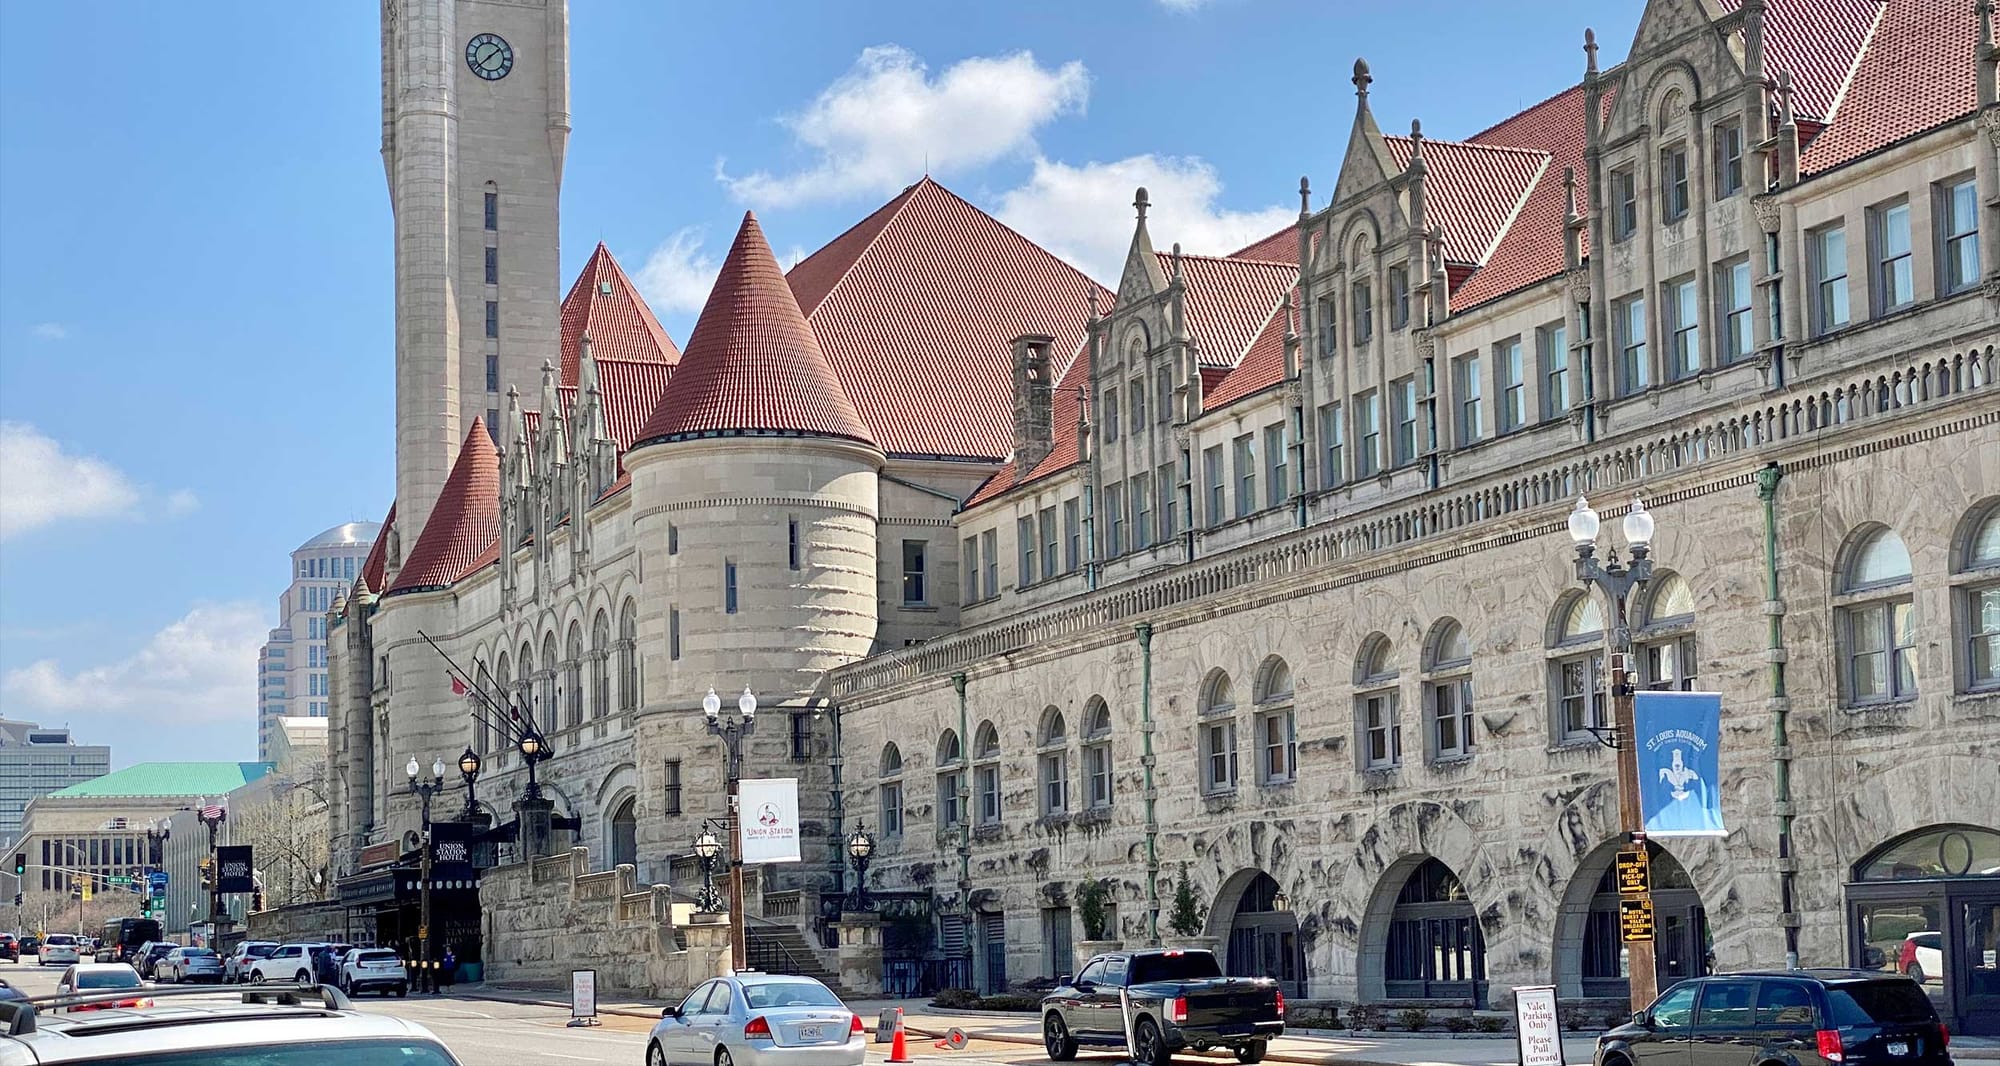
[196,805,227,924]
[701,685,757,972]
[408,756,447,993]
[458,747,482,820]
[692,823,725,914]
[845,821,874,911]
[1567,493,1660,1015]
[517,728,551,802]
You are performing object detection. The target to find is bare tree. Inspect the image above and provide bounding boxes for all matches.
[230,758,331,910]
[5,887,142,938]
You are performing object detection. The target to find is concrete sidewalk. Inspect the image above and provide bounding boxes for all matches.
[456,985,2000,1064]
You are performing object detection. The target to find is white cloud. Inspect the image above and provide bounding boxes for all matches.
[634,228,721,316]
[718,44,1089,208]
[31,322,68,341]
[0,421,141,539]
[997,154,1295,282]
[1157,0,1213,9]
[2,601,267,725]
[166,489,200,517]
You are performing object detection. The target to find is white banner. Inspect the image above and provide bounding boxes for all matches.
[1513,985,1565,1066]
[739,777,802,864]
[571,969,597,1019]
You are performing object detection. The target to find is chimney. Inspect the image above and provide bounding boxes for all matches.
[1011,333,1057,471]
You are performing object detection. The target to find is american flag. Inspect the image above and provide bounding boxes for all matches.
[200,803,224,821]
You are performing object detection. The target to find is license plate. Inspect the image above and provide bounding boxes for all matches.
[800,1025,824,1042]
[1887,1042,1909,1056]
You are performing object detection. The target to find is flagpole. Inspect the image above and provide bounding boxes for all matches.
[418,630,526,744]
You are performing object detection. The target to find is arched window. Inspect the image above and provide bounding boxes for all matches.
[878,744,904,836]
[1253,656,1296,785]
[1385,858,1486,1001]
[1422,620,1474,762]
[472,658,490,754]
[972,721,1001,827]
[1548,593,1607,744]
[1081,698,1113,810]
[936,730,964,830]
[590,610,611,719]
[564,621,584,728]
[1198,670,1238,795]
[492,652,512,751]
[1837,527,1916,705]
[1355,633,1401,770]
[609,796,637,870]
[539,632,559,733]
[1038,708,1069,815]
[617,600,638,712]
[516,641,535,724]
[1955,500,2000,694]
[1636,573,1698,691]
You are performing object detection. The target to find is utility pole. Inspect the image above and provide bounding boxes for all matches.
[702,686,757,972]
[408,757,447,993]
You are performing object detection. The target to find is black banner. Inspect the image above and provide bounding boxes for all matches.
[217,845,254,893]
[428,821,474,878]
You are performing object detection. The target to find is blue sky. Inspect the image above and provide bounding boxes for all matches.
[0,1,1642,767]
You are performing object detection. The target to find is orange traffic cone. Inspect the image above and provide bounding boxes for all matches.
[888,1021,913,1064]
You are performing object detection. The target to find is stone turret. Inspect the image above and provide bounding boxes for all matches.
[1011,333,1057,471]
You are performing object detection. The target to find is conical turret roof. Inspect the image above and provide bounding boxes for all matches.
[633,213,874,449]
[384,420,501,595]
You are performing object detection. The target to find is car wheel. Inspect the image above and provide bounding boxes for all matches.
[1134,1019,1170,1066]
[1908,962,1926,984]
[295,970,311,988]
[1235,1040,1267,1065]
[648,1041,668,1066]
[1045,1013,1079,1061]
[717,1047,735,1066]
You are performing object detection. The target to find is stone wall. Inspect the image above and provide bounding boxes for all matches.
[479,845,731,999]
[246,900,349,945]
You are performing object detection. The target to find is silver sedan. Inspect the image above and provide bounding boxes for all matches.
[646,974,864,1066]
[156,946,225,983]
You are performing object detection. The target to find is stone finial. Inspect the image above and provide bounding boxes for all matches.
[1584,28,1599,75]
[1134,186,1151,221]
[1408,119,1428,175]
[1563,167,1579,224]
[1776,70,1796,127]
[1087,286,1100,322]
[1171,242,1184,281]
[1298,176,1311,216]
[1352,57,1372,97]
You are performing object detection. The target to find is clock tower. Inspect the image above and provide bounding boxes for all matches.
[381,0,568,567]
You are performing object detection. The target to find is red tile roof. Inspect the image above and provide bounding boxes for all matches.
[790,177,1113,461]
[634,213,875,448]
[1166,252,1299,369]
[1796,0,1976,174]
[1228,224,1302,265]
[963,335,1093,508]
[385,420,501,596]
[1204,293,1298,410]
[1727,0,1883,121]
[555,358,676,451]
[357,503,394,594]
[559,243,680,384]
[1384,136,1549,266]
[1446,85,1598,309]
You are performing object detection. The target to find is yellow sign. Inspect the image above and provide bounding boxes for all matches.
[1615,848,1650,894]
[1619,897,1655,942]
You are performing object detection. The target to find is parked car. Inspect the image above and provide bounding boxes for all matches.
[647,973,865,1066]
[37,934,81,967]
[1595,970,1950,1066]
[17,936,40,956]
[225,941,279,983]
[0,934,19,963]
[52,963,152,1012]
[247,943,330,985]
[154,946,224,983]
[1896,932,1943,984]
[0,978,24,1004]
[0,983,462,1063]
[132,941,176,979]
[339,947,409,997]
[1041,949,1284,1066]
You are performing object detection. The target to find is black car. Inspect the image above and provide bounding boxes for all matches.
[1596,970,1950,1066]
[1042,949,1284,1066]
[0,934,18,963]
[134,941,176,979]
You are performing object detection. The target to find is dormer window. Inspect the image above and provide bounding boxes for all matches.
[1317,297,1338,358]
[1660,145,1690,222]
[1388,266,1410,331]
[1610,168,1638,242]
[1351,280,1374,345]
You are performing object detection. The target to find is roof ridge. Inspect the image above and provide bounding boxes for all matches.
[1475,153,1552,264]
[788,179,926,316]
[1159,248,1300,268]
[1385,133,1553,157]
[919,177,1115,291]
[1815,0,1886,127]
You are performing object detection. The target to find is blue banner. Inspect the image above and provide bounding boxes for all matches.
[1633,691,1726,837]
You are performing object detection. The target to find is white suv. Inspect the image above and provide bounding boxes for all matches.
[37,935,80,967]
[338,948,408,998]
[246,943,325,986]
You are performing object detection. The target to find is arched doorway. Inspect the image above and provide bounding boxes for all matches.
[609,797,637,870]
[1846,824,2000,1035]
[1381,858,1486,1005]
[1220,872,1303,997]
[1555,840,1710,1001]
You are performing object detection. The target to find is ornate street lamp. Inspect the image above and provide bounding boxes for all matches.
[458,747,482,820]
[845,821,875,910]
[692,823,725,914]
[699,686,757,971]
[195,804,227,923]
[517,728,551,802]
[1567,493,1661,1014]
[408,756,448,992]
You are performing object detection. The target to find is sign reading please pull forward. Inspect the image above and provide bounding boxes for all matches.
[738,777,802,864]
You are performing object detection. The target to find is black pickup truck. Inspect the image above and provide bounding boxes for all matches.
[1039,948,1284,1066]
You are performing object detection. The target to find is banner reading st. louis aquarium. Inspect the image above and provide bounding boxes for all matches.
[1633,691,1727,837]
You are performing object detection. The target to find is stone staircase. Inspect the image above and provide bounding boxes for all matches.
[745,922,848,994]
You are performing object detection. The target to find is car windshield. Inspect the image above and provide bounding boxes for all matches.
[1826,982,1938,1026]
[742,981,843,1009]
[1130,952,1225,984]
[46,935,75,945]
[75,1040,458,1066]
[181,948,216,958]
[77,970,142,989]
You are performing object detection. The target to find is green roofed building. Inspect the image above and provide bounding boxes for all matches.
[43,762,273,800]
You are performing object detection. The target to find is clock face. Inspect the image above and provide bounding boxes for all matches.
[465,33,513,80]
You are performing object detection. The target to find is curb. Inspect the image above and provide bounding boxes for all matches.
[454,988,663,1021]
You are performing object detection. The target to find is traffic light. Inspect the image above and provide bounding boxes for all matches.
[11,892,20,907]
[69,881,81,901]
[11,853,22,878]
[251,889,265,912]
[199,857,215,891]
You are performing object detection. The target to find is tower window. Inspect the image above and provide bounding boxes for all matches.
[724,560,738,614]
[485,247,498,285]
[486,354,499,392]
[787,517,801,570]
[669,608,681,661]
[484,191,498,230]
[485,301,499,339]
